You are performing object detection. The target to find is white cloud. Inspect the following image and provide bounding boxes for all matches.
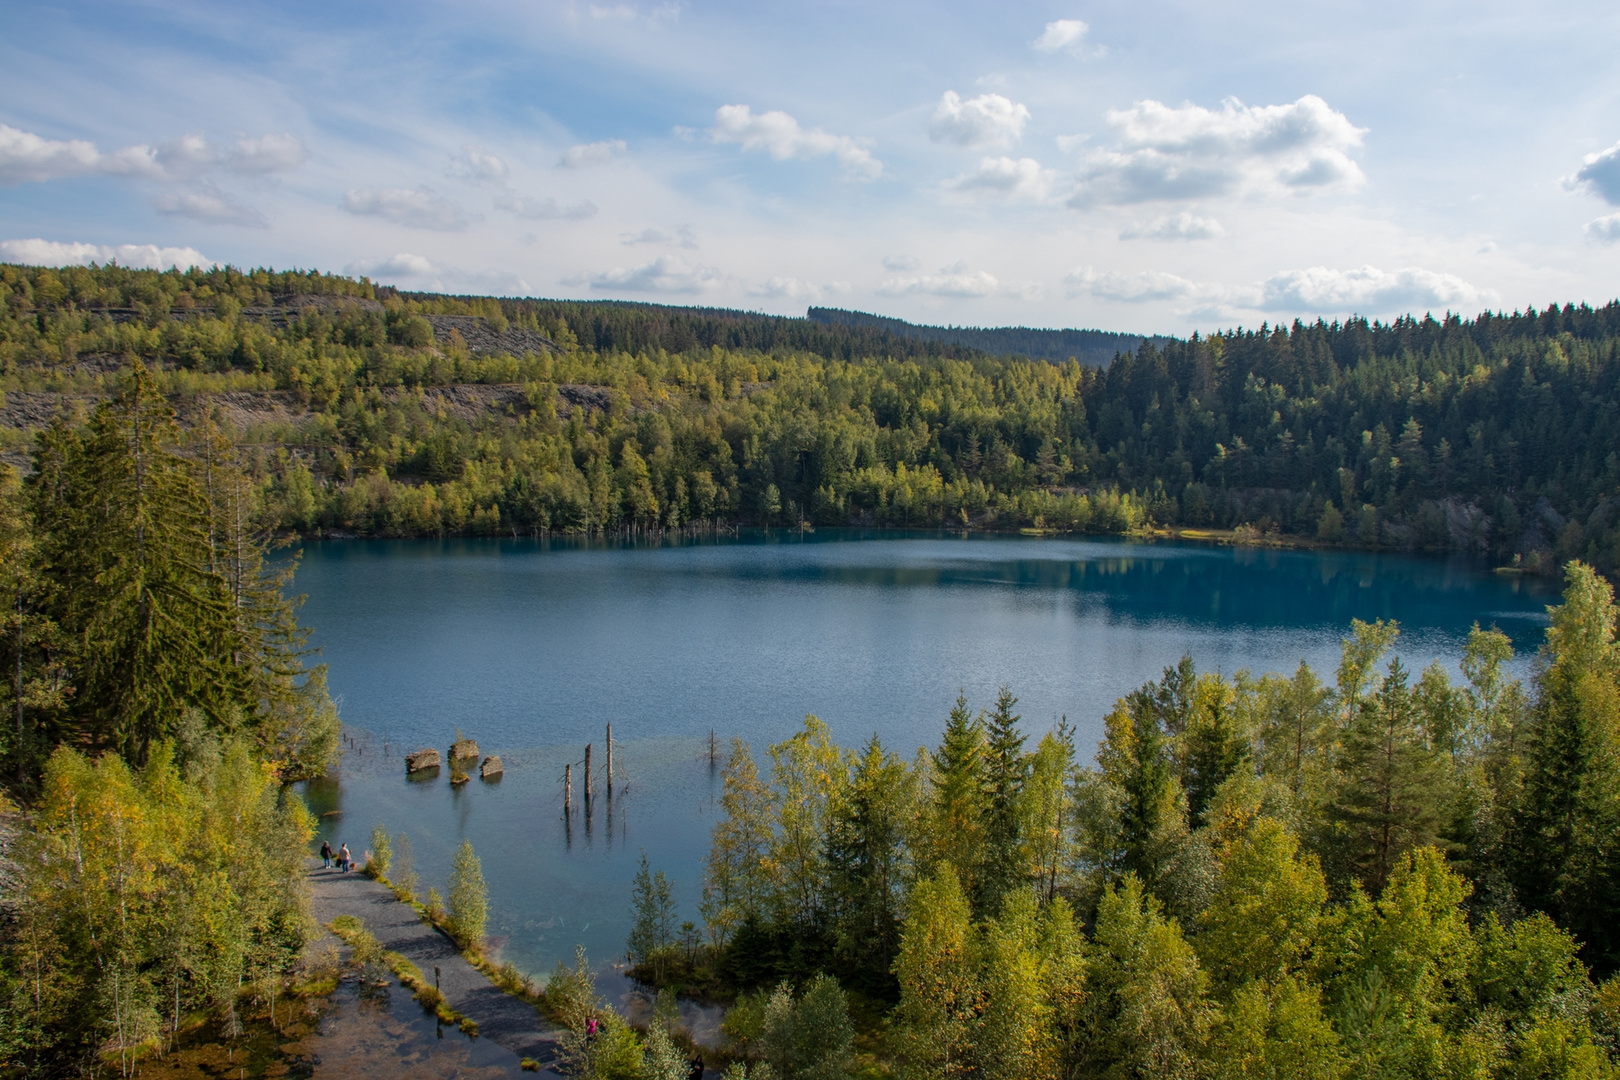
[1585,213,1620,244]
[348,253,531,294]
[749,276,820,299]
[156,133,218,174]
[342,187,469,230]
[882,254,921,271]
[494,192,597,220]
[1066,266,1199,302]
[153,188,267,227]
[929,92,1030,149]
[0,125,306,186]
[450,146,508,185]
[349,252,437,278]
[621,226,696,247]
[1069,95,1367,206]
[0,123,162,184]
[1257,264,1490,313]
[708,105,881,180]
[1033,19,1088,53]
[1567,140,1620,206]
[879,265,999,298]
[0,237,212,269]
[559,139,627,168]
[943,156,1053,202]
[589,3,637,18]
[1119,211,1225,240]
[571,254,722,293]
[226,132,309,173]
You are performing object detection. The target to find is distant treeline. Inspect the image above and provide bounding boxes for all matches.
[806,306,1167,366]
[4,261,1620,573]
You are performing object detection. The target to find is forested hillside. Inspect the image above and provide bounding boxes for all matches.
[3,261,1619,572]
[805,306,1165,366]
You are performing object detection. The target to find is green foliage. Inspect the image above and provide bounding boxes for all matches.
[367,822,393,879]
[629,850,677,979]
[3,360,338,782]
[5,738,313,1070]
[447,838,489,951]
[759,976,854,1080]
[641,1020,689,1080]
[687,561,1620,1078]
[1510,562,1620,971]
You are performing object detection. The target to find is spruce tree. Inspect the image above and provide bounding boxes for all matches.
[1509,561,1620,971]
[30,363,244,762]
[825,735,909,993]
[924,692,989,902]
[979,686,1029,915]
[1327,658,1450,894]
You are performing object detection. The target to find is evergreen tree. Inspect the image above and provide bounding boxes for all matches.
[30,364,245,762]
[1509,561,1620,971]
[978,686,1029,915]
[1179,673,1249,830]
[1327,658,1451,893]
[825,735,910,994]
[922,693,989,901]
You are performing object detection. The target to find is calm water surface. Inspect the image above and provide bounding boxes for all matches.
[293,531,1557,981]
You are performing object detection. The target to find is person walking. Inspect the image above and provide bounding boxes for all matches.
[320,840,333,869]
[339,843,352,872]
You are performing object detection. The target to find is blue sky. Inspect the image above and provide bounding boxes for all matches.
[2,0,1618,333]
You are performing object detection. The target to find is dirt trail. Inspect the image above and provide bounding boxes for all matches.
[306,858,567,1074]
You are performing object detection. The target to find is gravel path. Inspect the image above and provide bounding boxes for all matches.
[306,858,568,1074]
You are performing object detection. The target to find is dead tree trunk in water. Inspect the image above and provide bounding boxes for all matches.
[605,724,614,799]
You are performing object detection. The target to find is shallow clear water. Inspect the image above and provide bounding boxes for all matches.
[293,530,1557,981]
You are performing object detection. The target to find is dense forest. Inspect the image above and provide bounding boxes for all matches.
[608,564,1620,1080]
[0,364,341,1074]
[805,307,1165,366]
[3,262,1620,573]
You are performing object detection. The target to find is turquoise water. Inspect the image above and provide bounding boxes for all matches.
[293,531,1556,981]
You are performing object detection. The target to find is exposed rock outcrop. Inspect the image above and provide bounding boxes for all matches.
[480,756,503,779]
[406,748,441,773]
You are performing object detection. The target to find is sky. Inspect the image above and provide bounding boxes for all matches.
[1,0,1618,336]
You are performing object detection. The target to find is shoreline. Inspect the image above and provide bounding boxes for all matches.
[305,857,567,1075]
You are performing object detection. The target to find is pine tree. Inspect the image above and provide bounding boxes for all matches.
[825,735,910,993]
[1327,658,1451,893]
[923,693,988,902]
[30,364,244,762]
[1509,561,1620,971]
[1179,673,1249,830]
[978,686,1029,916]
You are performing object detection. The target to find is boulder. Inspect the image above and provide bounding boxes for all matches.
[480,755,504,779]
[450,738,480,762]
[405,748,440,773]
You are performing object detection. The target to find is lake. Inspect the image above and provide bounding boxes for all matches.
[293,530,1557,984]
